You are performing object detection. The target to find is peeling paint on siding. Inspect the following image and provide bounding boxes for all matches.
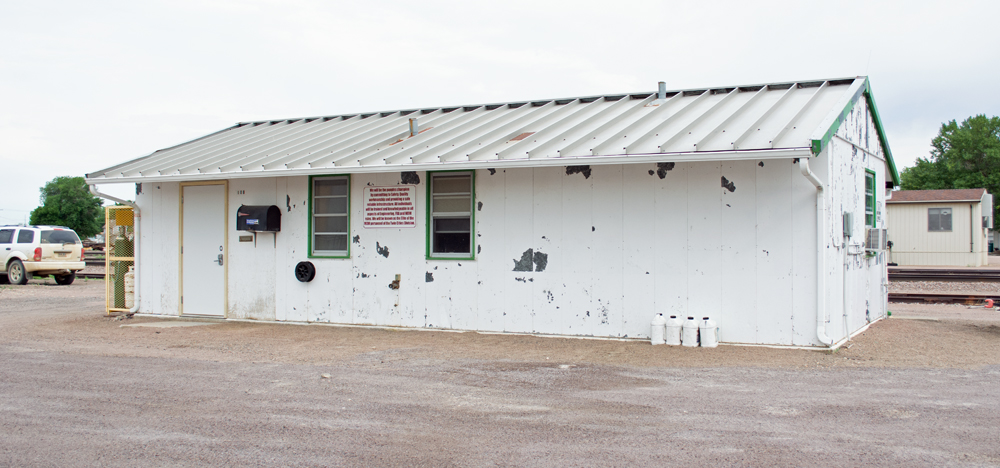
[566,165,592,179]
[513,248,548,272]
[533,251,548,272]
[656,163,675,179]
[425,272,434,282]
[477,201,483,211]
[400,172,420,185]
[513,249,534,271]
[721,176,736,192]
[286,195,291,212]
[352,235,360,244]
[488,168,496,175]
[376,242,389,258]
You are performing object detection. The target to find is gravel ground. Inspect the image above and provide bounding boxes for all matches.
[0,279,998,467]
[889,280,1000,294]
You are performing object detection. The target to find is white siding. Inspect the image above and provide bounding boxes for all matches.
[135,160,838,346]
[823,95,891,341]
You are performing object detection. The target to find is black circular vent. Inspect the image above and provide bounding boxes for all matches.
[294,261,316,282]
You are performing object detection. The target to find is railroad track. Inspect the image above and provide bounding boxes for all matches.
[78,272,106,279]
[888,292,1000,304]
[888,268,1000,282]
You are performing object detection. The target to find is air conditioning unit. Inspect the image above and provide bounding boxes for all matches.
[865,228,887,251]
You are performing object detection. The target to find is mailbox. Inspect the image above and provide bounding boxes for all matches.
[237,205,281,232]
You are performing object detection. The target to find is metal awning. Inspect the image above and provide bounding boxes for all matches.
[87,76,898,184]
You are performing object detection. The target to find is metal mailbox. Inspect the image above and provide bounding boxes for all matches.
[237,205,281,232]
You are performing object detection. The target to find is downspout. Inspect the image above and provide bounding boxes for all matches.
[797,158,834,346]
[88,184,141,314]
[970,204,974,254]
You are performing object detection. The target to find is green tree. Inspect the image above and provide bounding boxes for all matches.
[900,115,1000,219]
[29,176,105,238]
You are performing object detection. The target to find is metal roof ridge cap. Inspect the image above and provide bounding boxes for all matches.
[230,77,863,126]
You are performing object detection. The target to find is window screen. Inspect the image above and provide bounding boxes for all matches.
[928,208,952,232]
[430,172,473,256]
[0,229,13,244]
[865,171,876,227]
[311,176,350,256]
[16,230,34,244]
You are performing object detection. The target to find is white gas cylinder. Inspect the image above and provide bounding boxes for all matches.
[699,317,718,348]
[681,316,699,347]
[665,315,683,346]
[124,266,135,309]
[650,314,667,345]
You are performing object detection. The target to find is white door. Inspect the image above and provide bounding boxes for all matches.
[182,184,226,316]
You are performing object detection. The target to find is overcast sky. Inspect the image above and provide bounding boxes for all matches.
[2,0,998,223]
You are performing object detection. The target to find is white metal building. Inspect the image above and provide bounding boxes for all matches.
[886,189,993,266]
[86,76,900,347]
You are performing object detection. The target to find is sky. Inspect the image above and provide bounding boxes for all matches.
[2,0,998,224]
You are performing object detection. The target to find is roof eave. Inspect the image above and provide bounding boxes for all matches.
[85,148,812,185]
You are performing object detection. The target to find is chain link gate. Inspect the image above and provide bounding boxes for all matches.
[105,206,135,315]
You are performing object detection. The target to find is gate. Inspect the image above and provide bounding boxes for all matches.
[105,206,135,315]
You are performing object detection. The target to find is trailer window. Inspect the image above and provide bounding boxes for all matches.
[928,208,952,232]
[428,171,473,258]
[310,175,350,257]
[865,170,876,227]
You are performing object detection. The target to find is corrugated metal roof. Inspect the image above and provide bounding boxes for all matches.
[87,77,883,183]
[887,189,988,203]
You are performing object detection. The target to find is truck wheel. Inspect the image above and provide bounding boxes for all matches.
[55,272,76,285]
[7,259,28,285]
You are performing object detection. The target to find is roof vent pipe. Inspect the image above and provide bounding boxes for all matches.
[648,81,669,107]
[409,118,418,137]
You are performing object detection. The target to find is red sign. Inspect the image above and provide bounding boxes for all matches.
[363,186,416,228]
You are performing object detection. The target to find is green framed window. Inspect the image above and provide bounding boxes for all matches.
[864,170,876,227]
[427,171,474,259]
[309,175,350,258]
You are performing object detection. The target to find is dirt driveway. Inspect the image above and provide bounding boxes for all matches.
[1,279,999,467]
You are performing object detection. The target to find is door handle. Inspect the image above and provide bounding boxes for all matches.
[216,254,224,266]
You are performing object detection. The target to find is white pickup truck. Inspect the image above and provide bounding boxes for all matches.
[0,225,86,285]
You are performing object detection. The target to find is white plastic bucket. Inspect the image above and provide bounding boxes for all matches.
[650,314,666,345]
[681,316,699,347]
[665,315,683,346]
[699,317,718,348]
